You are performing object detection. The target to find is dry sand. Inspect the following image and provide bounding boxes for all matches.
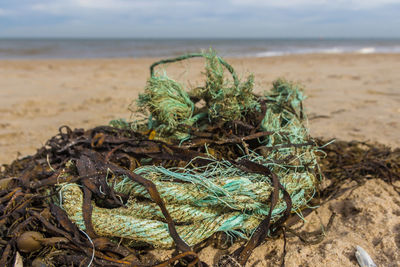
[1,54,399,266]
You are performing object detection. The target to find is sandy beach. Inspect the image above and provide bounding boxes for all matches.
[1,53,400,266]
[1,54,399,165]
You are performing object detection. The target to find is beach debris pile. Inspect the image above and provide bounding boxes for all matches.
[0,51,399,267]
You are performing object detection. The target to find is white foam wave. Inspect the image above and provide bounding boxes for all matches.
[251,45,400,58]
[356,47,376,54]
[320,47,344,54]
[255,47,345,57]
[255,51,286,57]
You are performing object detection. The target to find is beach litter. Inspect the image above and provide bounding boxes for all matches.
[355,246,377,267]
[0,50,399,266]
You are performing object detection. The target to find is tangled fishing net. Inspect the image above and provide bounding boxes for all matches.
[1,50,399,267]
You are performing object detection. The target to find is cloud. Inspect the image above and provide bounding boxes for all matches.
[0,8,12,16]
[31,0,135,13]
[31,0,149,12]
[30,0,202,14]
[1,0,400,37]
[231,0,400,9]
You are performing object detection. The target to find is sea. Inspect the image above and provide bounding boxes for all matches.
[1,38,400,59]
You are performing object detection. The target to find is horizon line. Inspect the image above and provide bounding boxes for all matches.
[1,36,400,40]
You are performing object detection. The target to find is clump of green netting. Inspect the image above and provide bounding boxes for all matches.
[134,50,260,140]
[68,50,321,248]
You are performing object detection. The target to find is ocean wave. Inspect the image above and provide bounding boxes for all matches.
[356,47,376,54]
[253,45,400,58]
[319,47,344,54]
[255,51,286,57]
[255,47,345,57]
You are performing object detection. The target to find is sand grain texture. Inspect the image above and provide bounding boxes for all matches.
[1,54,399,266]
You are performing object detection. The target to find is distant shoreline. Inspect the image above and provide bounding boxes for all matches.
[1,52,399,61]
[1,38,400,59]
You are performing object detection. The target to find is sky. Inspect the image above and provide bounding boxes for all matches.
[1,0,400,38]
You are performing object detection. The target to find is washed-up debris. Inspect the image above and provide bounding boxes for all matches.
[0,51,399,267]
[355,246,377,267]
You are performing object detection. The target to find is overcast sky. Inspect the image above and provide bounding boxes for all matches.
[1,0,400,38]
